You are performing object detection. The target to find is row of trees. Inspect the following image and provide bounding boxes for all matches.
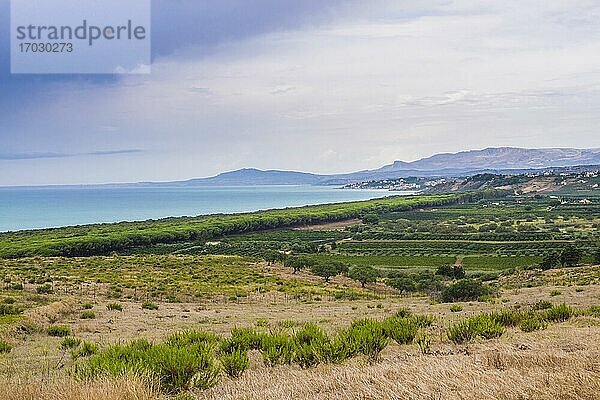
[264,252,380,287]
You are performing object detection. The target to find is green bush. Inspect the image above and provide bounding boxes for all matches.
[346,319,389,363]
[0,340,12,354]
[450,304,463,312]
[36,283,53,294]
[549,290,562,297]
[292,323,330,368]
[47,325,71,337]
[77,340,219,393]
[382,317,418,345]
[82,303,94,310]
[447,314,504,344]
[489,309,523,327]
[71,341,98,359]
[0,304,24,316]
[587,306,600,317]
[519,318,547,332]
[166,330,220,348]
[544,303,575,322]
[60,337,82,349]
[260,333,294,367]
[532,299,553,310]
[106,303,123,311]
[219,349,249,378]
[80,311,96,319]
[141,301,159,310]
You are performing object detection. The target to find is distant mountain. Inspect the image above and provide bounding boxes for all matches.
[146,147,600,187]
[376,147,600,172]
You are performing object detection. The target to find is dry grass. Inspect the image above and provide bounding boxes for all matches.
[198,337,600,400]
[1,377,163,400]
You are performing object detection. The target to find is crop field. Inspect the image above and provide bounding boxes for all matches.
[0,192,599,399]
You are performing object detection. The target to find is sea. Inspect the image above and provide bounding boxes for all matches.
[0,185,409,232]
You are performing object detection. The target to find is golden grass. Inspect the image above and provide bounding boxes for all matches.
[198,345,600,400]
[0,377,163,400]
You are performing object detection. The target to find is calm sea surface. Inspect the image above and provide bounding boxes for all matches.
[0,186,405,232]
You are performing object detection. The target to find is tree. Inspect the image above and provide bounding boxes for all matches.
[348,265,379,288]
[263,250,281,265]
[560,245,582,267]
[540,252,560,270]
[594,247,600,265]
[361,213,380,225]
[284,255,315,274]
[310,261,347,283]
[441,279,492,303]
[435,264,465,279]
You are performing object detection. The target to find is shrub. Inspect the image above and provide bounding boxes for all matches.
[450,304,463,312]
[166,330,220,348]
[532,299,553,310]
[47,325,71,337]
[292,323,330,368]
[544,303,575,322]
[441,279,493,302]
[448,314,504,344]
[61,337,82,349]
[346,319,389,363]
[82,303,94,310]
[549,290,562,297]
[255,318,268,327]
[489,309,523,327]
[71,341,98,359]
[0,340,12,354]
[141,301,159,310]
[0,304,24,316]
[2,297,16,304]
[260,333,294,367]
[382,317,418,345]
[77,340,219,393]
[410,314,435,328]
[36,283,53,294]
[80,311,96,319]
[395,308,412,318]
[415,333,431,355]
[229,328,265,351]
[106,303,123,311]
[586,305,600,318]
[519,318,547,332]
[219,349,249,378]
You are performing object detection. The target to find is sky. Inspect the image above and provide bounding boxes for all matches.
[2,0,600,185]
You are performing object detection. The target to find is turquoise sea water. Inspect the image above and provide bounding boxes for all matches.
[0,186,404,232]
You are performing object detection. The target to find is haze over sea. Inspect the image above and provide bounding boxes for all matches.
[0,186,400,232]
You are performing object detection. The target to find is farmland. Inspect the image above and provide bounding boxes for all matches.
[0,191,599,399]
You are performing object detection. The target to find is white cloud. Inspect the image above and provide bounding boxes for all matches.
[4,0,600,184]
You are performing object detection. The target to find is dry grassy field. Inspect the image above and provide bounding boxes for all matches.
[1,258,599,400]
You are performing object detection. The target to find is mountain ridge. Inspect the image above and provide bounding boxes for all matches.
[158,147,600,186]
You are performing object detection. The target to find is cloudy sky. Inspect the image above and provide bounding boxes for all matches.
[2,0,600,185]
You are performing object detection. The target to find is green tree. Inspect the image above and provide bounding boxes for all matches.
[263,250,281,265]
[361,213,380,225]
[284,255,315,274]
[310,261,347,283]
[540,252,560,270]
[560,245,582,267]
[348,265,379,288]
